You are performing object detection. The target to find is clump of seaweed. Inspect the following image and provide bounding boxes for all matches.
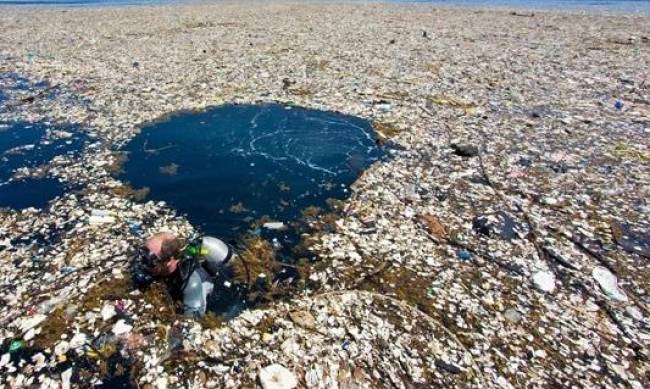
[372,120,402,143]
[106,152,129,175]
[81,277,133,311]
[198,311,225,330]
[142,281,177,324]
[109,185,150,201]
[158,163,179,176]
[231,236,281,288]
[300,205,322,219]
[229,202,248,214]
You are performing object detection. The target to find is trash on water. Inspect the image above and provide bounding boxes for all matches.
[61,367,72,389]
[532,271,556,293]
[456,249,472,261]
[592,266,627,301]
[263,221,287,230]
[9,340,24,352]
[101,303,117,321]
[91,209,115,217]
[450,143,479,158]
[258,364,298,389]
[111,319,133,336]
[89,214,117,225]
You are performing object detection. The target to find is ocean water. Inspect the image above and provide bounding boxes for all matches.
[0,0,649,12]
[0,121,87,209]
[122,103,383,244]
[0,74,87,210]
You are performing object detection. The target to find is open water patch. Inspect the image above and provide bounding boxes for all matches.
[0,73,88,209]
[122,103,385,315]
[122,103,384,243]
[0,121,86,209]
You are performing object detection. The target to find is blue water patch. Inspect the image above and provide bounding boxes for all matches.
[0,122,86,209]
[0,178,65,209]
[122,103,384,243]
[0,122,86,179]
[0,74,87,209]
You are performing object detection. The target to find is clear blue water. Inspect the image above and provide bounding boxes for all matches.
[122,103,383,245]
[0,0,649,13]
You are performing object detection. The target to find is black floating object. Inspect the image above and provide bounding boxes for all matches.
[450,143,479,158]
[132,62,139,69]
[423,30,428,38]
[435,359,462,374]
[389,38,396,44]
[530,111,541,118]
[518,157,533,167]
[282,78,295,90]
[472,211,524,241]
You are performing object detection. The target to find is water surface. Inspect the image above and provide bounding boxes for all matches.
[0,74,87,209]
[122,103,383,244]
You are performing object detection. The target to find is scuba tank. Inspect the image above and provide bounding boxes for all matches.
[183,236,233,275]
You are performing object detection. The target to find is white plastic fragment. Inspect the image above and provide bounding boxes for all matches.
[0,353,10,368]
[61,368,72,389]
[532,271,556,293]
[258,364,298,389]
[111,320,132,336]
[69,332,87,349]
[88,215,116,225]
[101,303,117,321]
[263,222,286,230]
[592,267,628,302]
[19,314,47,333]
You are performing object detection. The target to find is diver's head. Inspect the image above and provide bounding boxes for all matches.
[144,232,185,276]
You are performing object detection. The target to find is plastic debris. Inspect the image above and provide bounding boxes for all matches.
[101,303,117,321]
[456,249,472,261]
[0,4,649,388]
[592,266,628,301]
[61,367,72,389]
[111,320,133,336]
[532,271,556,293]
[88,215,116,225]
[258,364,298,389]
[262,222,286,230]
[450,143,479,158]
[9,340,24,352]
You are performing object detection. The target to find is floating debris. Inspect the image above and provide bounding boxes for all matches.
[0,4,649,388]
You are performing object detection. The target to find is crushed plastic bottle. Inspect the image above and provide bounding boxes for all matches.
[9,340,24,352]
[456,249,472,261]
[592,266,627,301]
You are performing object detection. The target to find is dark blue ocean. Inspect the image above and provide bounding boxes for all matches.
[0,0,649,13]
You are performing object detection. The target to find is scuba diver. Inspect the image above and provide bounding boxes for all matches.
[132,231,234,317]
